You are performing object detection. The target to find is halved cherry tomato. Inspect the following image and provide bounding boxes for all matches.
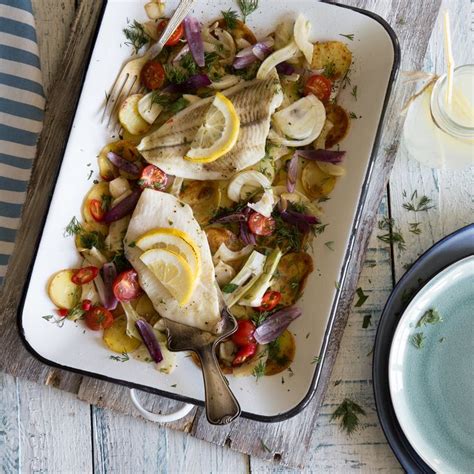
[248,212,276,236]
[138,165,168,190]
[89,199,105,222]
[85,306,114,331]
[113,269,142,301]
[57,308,69,317]
[81,299,92,311]
[71,266,99,285]
[141,60,166,90]
[232,320,256,347]
[232,343,257,366]
[156,20,184,46]
[257,290,282,312]
[304,75,332,103]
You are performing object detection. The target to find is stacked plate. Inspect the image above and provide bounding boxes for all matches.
[373,224,474,473]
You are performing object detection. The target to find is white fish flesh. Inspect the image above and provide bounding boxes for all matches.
[125,189,221,332]
[137,76,284,180]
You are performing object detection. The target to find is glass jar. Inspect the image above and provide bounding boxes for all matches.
[402,64,474,169]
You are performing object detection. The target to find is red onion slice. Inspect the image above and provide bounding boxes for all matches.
[100,262,118,310]
[214,212,248,223]
[276,62,296,75]
[296,149,346,164]
[103,189,141,223]
[286,152,298,193]
[164,73,211,93]
[107,152,141,177]
[252,39,273,60]
[254,306,302,344]
[239,208,256,245]
[280,210,319,233]
[135,320,164,363]
[184,16,205,67]
[233,54,258,70]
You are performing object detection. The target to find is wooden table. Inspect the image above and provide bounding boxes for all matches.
[1,0,472,472]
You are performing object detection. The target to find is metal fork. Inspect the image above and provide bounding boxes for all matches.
[102,0,195,129]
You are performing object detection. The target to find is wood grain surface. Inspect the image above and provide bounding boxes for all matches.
[1,0,472,471]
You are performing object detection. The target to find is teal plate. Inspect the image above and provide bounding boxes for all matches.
[389,256,474,473]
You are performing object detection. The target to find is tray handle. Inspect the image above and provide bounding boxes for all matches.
[130,388,194,423]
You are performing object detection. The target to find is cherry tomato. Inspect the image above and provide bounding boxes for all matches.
[141,60,166,90]
[71,266,99,285]
[248,212,276,236]
[113,269,142,301]
[57,308,69,317]
[304,75,332,103]
[232,320,256,347]
[156,20,184,46]
[232,343,257,366]
[85,306,114,331]
[257,290,282,312]
[81,299,92,311]
[138,165,168,190]
[89,199,105,222]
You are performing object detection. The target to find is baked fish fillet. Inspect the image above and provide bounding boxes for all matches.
[137,75,283,180]
[125,189,221,333]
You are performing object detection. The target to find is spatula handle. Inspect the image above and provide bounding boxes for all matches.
[197,344,241,425]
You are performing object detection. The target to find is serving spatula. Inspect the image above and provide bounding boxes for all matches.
[162,298,241,425]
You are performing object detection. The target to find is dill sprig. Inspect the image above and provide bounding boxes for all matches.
[377,217,406,251]
[410,332,425,349]
[416,308,443,327]
[180,53,198,76]
[409,222,422,235]
[109,352,130,362]
[123,20,150,54]
[354,287,369,307]
[403,191,434,212]
[222,9,239,29]
[64,216,105,250]
[164,64,189,84]
[238,0,258,22]
[339,33,355,41]
[311,355,321,364]
[253,360,266,381]
[331,398,366,435]
[322,61,336,78]
[64,216,82,237]
[351,85,358,100]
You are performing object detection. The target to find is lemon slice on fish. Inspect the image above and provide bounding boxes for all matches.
[140,248,196,306]
[185,92,240,163]
[136,228,201,278]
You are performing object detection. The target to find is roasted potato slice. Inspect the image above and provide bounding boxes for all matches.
[271,252,314,306]
[74,221,108,252]
[82,182,110,223]
[180,180,221,225]
[265,330,296,376]
[98,140,141,181]
[205,227,242,254]
[311,41,352,80]
[301,161,337,199]
[103,316,141,353]
[119,94,150,136]
[47,269,81,309]
[325,104,350,148]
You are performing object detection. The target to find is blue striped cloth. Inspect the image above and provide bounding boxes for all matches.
[0,0,44,286]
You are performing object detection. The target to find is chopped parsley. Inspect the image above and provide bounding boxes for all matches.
[331,398,366,435]
[123,20,150,54]
[416,308,443,327]
[410,332,425,349]
[222,9,239,29]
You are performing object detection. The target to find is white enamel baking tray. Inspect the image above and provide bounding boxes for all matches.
[19,0,399,421]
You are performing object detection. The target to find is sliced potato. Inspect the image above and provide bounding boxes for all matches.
[75,221,108,252]
[265,330,296,376]
[99,140,141,181]
[103,316,142,353]
[205,227,242,254]
[325,104,350,148]
[317,161,346,177]
[311,41,352,79]
[271,252,314,306]
[301,161,337,199]
[179,180,221,225]
[82,182,110,223]
[118,94,150,136]
[313,118,334,150]
[48,269,81,309]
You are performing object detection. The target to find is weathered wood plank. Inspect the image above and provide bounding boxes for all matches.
[17,380,93,473]
[0,0,105,392]
[31,0,76,95]
[0,373,20,473]
[92,406,249,474]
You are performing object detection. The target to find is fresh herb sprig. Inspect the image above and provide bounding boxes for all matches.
[323,61,336,78]
[351,85,358,100]
[109,352,130,362]
[331,399,366,435]
[377,217,406,251]
[403,191,434,212]
[355,287,369,307]
[64,216,105,250]
[416,308,443,327]
[339,33,355,41]
[222,9,239,29]
[123,20,150,54]
[237,0,258,23]
[410,332,425,349]
[253,360,266,381]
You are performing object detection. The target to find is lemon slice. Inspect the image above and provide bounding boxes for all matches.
[185,92,240,163]
[140,248,195,306]
[136,228,201,278]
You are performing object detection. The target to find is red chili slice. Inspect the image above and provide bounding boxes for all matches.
[71,266,99,285]
[141,60,166,90]
[257,290,282,312]
[89,199,105,222]
[248,212,276,236]
[81,299,92,311]
[138,165,168,190]
[232,343,257,366]
[85,306,114,331]
[231,320,256,347]
[57,308,69,317]
[112,269,142,301]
